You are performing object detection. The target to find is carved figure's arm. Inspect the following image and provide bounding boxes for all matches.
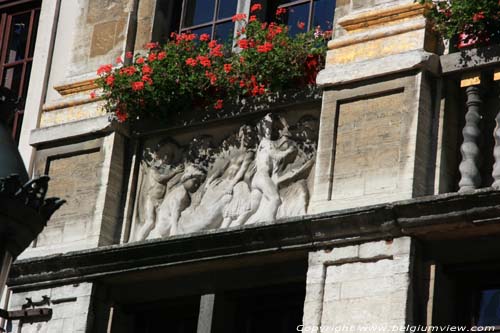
[277,159,315,188]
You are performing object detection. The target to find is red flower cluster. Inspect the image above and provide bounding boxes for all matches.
[276,8,287,16]
[250,4,262,13]
[95,11,327,121]
[97,64,112,75]
[232,13,247,22]
[257,42,273,53]
[199,33,211,42]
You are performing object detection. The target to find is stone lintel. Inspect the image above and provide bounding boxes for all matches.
[316,50,440,88]
[337,2,426,33]
[8,188,500,289]
[29,115,125,147]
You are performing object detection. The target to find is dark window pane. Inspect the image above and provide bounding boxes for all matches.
[190,26,212,39]
[6,12,31,63]
[28,9,40,58]
[478,289,500,326]
[21,61,32,100]
[217,0,237,19]
[312,0,335,31]
[281,3,310,36]
[214,21,234,43]
[183,0,215,27]
[251,0,278,22]
[2,65,23,95]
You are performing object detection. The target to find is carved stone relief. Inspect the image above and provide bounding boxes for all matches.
[130,113,318,242]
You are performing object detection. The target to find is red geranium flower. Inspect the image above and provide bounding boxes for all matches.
[214,99,223,110]
[142,64,153,75]
[116,56,123,64]
[136,57,145,64]
[297,21,305,30]
[185,58,197,66]
[158,51,166,60]
[97,64,112,75]
[125,51,133,59]
[131,81,144,91]
[276,7,287,16]
[145,42,159,49]
[250,4,262,13]
[105,75,115,86]
[232,13,247,22]
[257,42,273,53]
[224,63,232,73]
[142,75,153,85]
[200,33,211,41]
[238,39,249,49]
[148,53,157,62]
[473,11,485,22]
[249,15,257,22]
[120,66,136,76]
[90,91,96,99]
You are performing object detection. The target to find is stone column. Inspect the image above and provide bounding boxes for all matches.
[458,81,483,192]
[492,72,500,189]
[302,238,414,330]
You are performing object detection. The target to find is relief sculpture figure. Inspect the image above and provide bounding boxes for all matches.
[177,125,257,234]
[133,139,183,241]
[148,165,205,238]
[232,114,297,226]
[131,113,318,242]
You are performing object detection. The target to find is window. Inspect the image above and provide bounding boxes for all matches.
[0,0,41,142]
[153,0,335,42]
[250,0,335,36]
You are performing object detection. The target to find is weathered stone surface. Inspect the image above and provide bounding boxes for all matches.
[303,237,413,329]
[316,50,440,87]
[130,113,319,241]
[7,283,93,333]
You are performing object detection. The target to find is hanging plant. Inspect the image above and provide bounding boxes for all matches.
[93,6,330,123]
[419,0,500,49]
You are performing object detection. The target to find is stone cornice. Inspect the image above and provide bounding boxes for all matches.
[53,79,97,96]
[8,188,500,290]
[337,2,426,33]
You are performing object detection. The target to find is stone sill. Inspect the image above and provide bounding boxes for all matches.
[8,188,500,290]
[441,43,500,76]
[130,86,322,137]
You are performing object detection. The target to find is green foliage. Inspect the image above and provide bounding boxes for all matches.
[419,0,500,45]
[94,10,329,123]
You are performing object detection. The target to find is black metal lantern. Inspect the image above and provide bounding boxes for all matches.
[0,87,65,300]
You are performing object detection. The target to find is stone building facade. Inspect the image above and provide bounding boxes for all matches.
[2,0,500,332]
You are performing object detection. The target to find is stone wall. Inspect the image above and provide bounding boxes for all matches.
[6,283,94,333]
[303,237,414,331]
[19,120,126,258]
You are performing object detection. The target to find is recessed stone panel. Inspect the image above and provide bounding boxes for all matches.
[35,148,104,247]
[330,90,404,208]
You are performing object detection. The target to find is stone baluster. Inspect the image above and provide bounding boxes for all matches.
[458,83,483,192]
[492,71,500,189]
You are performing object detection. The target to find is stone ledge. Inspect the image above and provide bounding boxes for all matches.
[29,115,121,147]
[8,188,500,289]
[317,50,440,88]
[440,43,500,75]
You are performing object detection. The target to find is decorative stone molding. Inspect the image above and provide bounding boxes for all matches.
[337,3,426,33]
[53,79,97,96]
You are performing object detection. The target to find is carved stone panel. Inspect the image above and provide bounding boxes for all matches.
[129,113,319,242]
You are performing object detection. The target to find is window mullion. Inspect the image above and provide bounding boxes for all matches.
[179,0,188,32]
